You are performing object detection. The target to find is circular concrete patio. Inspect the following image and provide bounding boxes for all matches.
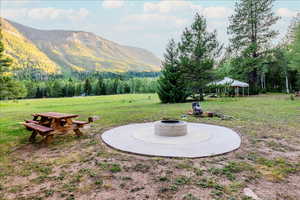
[101,122,241,158]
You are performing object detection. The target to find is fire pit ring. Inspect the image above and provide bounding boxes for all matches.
[101,122,241,158]
[155,120,187,137]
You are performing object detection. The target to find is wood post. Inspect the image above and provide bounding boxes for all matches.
[29,130,37,142]
[74,128,83,137]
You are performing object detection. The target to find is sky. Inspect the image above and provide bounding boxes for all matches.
[1,0,299,58]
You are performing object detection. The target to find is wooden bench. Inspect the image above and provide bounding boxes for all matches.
[72,120,89,125]
[72,120,89,136]
[23,122,54,143]
[25,120,39,124]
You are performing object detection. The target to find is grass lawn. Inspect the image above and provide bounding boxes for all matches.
[0,93,299,199]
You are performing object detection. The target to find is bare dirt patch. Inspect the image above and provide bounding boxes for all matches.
[1,120,300,200]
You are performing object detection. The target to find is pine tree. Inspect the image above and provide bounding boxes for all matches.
[52,81,63,97]
[288,13,300,89]
[75,83,82,96]
[157,39,187,103]
[112,78,119,94]
[84,78,92,95]
[66,78,75,97]
[178,14,222,100]
[95,77,106,95]
[228,0,280,92]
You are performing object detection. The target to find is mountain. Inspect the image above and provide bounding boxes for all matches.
[1,18,161,74]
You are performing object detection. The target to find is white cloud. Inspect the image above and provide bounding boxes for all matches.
[143,0,232,19]
[2,0,32,7]
[276,8,297,18]
[122,13,188,28]
[202,7,233,19]
[2,7,89,21]
[144,0,201,13]
[102,0,124,9]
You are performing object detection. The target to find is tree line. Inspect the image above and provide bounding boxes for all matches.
[158,0,300,103]
[22,77,158,99]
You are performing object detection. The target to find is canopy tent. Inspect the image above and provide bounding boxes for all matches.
[208,77,249,87]
[208,77,249,96]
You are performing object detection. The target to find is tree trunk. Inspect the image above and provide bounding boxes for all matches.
[285,73,290,94]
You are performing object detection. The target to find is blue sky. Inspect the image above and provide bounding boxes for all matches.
[2,0,299,58]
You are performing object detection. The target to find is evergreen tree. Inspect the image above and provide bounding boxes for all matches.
[75,83,82,96]
[66,78,75,97]
[52,81,63,97]
[288,13,300,89]
[124,82,131,93]
[84,78,92,95]
[228,0,280,92]
[0,32,27,99]
[112,78,119,94]
[95,77,106,95]
[178,14,222,100]
[157,39,187,103]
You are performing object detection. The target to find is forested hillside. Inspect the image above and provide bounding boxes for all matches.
[1,18,161,74]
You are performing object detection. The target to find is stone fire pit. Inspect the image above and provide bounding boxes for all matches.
[155,120,187,137]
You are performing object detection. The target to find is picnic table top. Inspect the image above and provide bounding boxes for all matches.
[35,112,79,119]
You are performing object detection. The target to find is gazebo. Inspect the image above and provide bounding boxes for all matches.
[208,77,249,96]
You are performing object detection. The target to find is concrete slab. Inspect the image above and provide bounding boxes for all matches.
[101,122,241,158]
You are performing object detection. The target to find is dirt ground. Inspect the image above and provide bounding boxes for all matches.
[1,119,299,200]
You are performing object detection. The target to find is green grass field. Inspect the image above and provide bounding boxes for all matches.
[1,93,298,153]
[0,94,300,199]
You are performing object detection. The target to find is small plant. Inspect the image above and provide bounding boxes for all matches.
[95,179,103,186]
[208,162,253,181]
[158,176,169,182]
[242,196,254,200]
[120,176,132,181]
[133,163,150,173]
[70,174,83,183]
[66,194,75,200]
[119,183,126,188]
[130,186,145,192]
[98,162,122,173]
[176,162,193,169]
[31,175,49,184]
[62,183,77,192]
[159,187,169,193]
[44,189,54,197]
[183,193,199,200]
[169,184,178,191]
[226,181,245,194]
[98,162,110,170]
[193,168,204,176]
[290,94,295,101]
[211,190,224,198]
[196,178,224,191]
[174,176,191,185]
[110,164,122,173]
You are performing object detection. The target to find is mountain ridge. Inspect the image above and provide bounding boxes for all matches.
[1,18,161,74]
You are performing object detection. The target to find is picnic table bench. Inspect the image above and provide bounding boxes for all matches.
[23,112,95,144]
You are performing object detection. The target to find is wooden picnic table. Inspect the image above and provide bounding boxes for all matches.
[24,112,89,144]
